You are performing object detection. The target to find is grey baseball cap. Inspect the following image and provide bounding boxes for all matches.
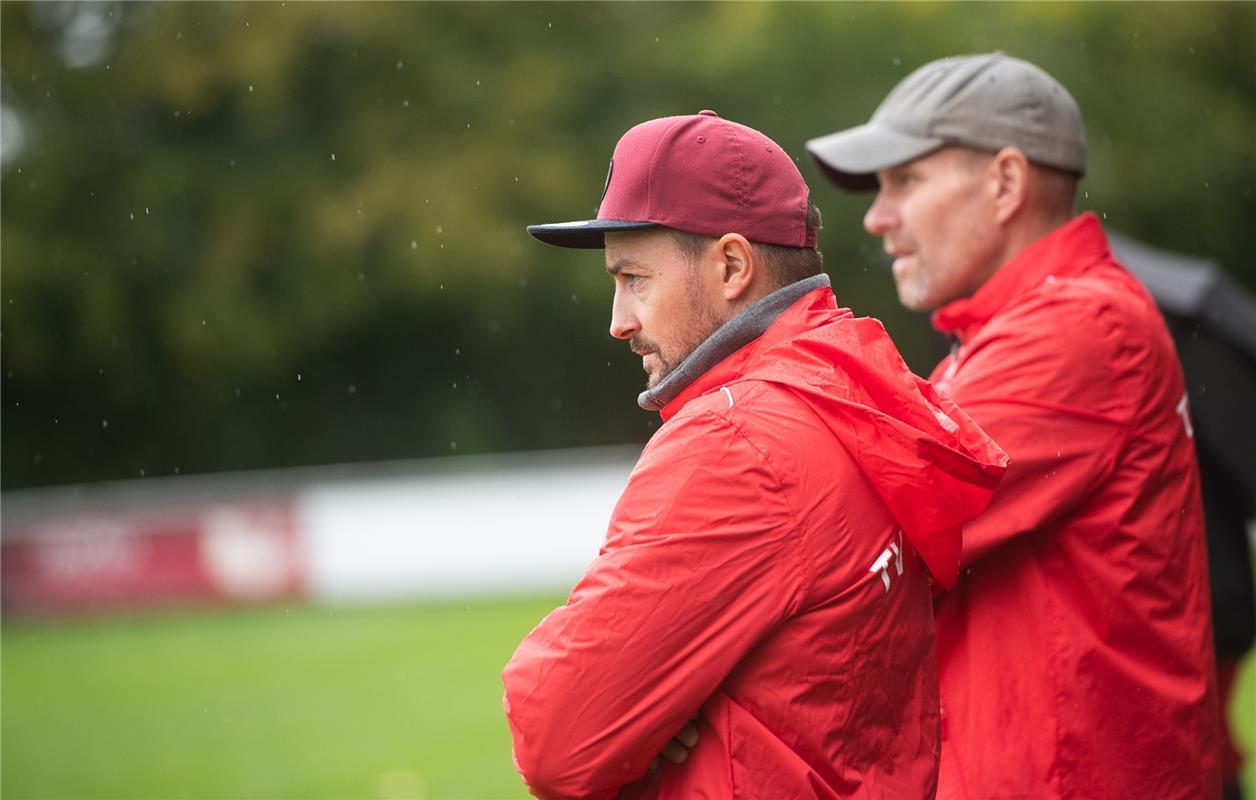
[806,52,1087,192]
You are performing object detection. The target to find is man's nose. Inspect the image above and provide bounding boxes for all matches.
[864,192,897,237]
[609,290,638,340]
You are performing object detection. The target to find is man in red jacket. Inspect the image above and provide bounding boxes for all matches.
[807,52,1223,799]
[505,111,1007,799]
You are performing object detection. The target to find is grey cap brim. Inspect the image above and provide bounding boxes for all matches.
[527,219,661,249]
[805,123,944,192]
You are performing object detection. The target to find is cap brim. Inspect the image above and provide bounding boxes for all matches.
[526,219,661,249]
[805,124,943,192]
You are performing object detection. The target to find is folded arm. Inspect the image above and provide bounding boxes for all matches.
[502,412,802,799]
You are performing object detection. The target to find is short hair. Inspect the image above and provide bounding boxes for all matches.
[670,200,824,288]
[954,146,1079,217]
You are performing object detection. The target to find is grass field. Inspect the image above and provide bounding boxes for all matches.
[2,596,564,800]
[3,596,1255,799]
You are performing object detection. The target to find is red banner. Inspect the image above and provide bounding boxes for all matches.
[2,501,304,616]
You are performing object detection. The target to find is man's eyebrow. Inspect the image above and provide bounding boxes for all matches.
[606,258,641,276]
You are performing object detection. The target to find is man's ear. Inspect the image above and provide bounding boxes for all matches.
[714,233,756,302]
[990,147,1031,225]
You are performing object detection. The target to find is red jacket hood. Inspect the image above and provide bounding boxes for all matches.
[661,287,1008,589]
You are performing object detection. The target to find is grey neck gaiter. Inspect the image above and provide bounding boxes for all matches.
[637,273,831,411]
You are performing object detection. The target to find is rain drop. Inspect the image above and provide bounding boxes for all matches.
[410,240,417,249]
[331,153,336,161]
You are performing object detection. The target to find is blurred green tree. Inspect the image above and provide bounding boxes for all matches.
[2,1,1253,489]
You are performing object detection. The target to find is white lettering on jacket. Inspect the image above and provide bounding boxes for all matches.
[869,531,905,592]
[1176,391,1194,439]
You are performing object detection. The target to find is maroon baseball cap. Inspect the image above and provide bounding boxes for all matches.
[528,110,816,249]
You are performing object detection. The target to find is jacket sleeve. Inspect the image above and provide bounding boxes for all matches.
[501,410,804,800]
[937,291,1136,566]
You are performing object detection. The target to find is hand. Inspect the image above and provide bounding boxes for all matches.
[648,719,700,771]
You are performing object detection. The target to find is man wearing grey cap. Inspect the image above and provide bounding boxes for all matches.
[808,53,1222,799]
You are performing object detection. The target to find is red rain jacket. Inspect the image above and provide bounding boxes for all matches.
[929,214,1222,799]
[503,284,1006,799]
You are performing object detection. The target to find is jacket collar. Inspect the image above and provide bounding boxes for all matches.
[931,212,1113,343]
[637,274,832,420]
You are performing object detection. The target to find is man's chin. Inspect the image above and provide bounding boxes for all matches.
[895,283,934,313]
[644,362,674,390]
[641,353,664,390]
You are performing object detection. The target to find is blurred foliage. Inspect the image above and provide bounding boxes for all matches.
[2,1,1253,489]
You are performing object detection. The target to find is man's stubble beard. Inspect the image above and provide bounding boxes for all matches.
[638,275,728,390]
